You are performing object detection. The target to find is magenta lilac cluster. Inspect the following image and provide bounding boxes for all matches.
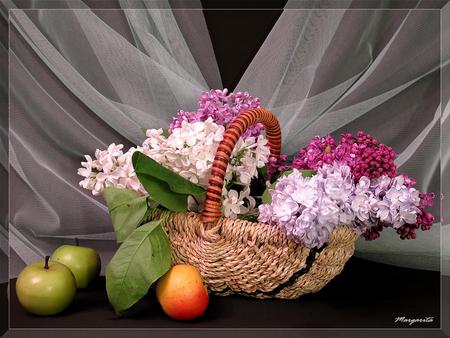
[291,132,397,181]
[335,132,397,181]
[169,89,263,138]
[267,154,290,178]
[291,135,336,170]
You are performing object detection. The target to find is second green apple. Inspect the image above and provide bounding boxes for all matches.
[51,244,101,289]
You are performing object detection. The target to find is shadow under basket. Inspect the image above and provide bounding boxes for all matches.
[153,108,358,299]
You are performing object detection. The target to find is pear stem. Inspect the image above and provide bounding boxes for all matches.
[75,238,79,246]
[44,256,50,269]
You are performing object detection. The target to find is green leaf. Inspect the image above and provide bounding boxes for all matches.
[103,188,148,242]
[261,170,317,204]
[106,221,171,315]
[131,151,206,211]
[238,209,259,222]
[261,185,274,205]
[136,172,188,211]
[298,169,316,178]
[132,152,205,196]
[257,166,268,181]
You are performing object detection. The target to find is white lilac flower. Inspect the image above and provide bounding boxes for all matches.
[77,144,145,196]
[78,119,224,196]
[78,118,270,215]
[143,118,269,189]
[77,155,94,178]
[225,134,270,185]
[222,186,256,219]
[142,118,224,187]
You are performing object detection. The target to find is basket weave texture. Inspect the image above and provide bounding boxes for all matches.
[155,108,358,299]
[153,210,357,299]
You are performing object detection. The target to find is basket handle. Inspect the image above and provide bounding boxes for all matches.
[201,108,281,225]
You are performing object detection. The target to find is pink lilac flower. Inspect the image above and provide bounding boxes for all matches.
[167,109,203,131]
[169,89,262,138]
[289,132,397,182]
[291,135,336,170]
[267,154,290,179]
[334,132,397,181]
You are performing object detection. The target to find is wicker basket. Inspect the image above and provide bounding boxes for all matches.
[153,108,357,299]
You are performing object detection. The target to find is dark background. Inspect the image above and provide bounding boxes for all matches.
[200,0,287,90]
[1,0,449,337]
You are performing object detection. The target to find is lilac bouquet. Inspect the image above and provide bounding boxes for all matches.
[78,89,435,250]
[261,134,435,248]
[76,89,436,314]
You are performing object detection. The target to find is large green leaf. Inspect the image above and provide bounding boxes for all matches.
[261,170,317,204]
[103,188,148,243]
[132,151,205,196]
[136,173,188,211]
[106,221,171,315]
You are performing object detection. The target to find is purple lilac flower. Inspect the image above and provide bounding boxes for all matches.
[361,175,435,240]
[258,161,431,247]
[393,174,435,239]
[258,162,355,249]
[169,89,262,138]
[394,192,435,240]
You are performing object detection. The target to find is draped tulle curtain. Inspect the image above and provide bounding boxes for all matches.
[1,0,449,281]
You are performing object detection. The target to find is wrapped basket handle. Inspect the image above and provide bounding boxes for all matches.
[201,108,282,225]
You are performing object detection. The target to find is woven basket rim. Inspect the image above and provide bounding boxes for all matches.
[154,208,356,249]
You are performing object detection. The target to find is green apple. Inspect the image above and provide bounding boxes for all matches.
[16,256,76,316]
[51,243,101,289]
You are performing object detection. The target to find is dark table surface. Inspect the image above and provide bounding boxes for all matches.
[4,257,442,329]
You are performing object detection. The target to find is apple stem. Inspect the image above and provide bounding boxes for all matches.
[44,255,50,269]
[75,238,79,246]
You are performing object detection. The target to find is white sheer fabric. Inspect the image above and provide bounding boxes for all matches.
[3,0,448,278]
[7,1,221,276]
[236,3,446,271]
